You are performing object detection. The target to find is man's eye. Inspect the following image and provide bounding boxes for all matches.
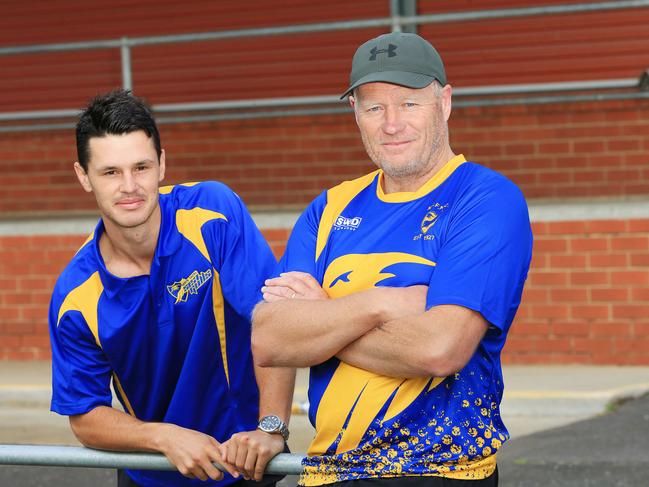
[367,106,381,112]
[104,170,116,176]
[404,102,417,108]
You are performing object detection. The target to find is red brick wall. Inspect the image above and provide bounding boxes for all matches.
[506,219,649,365]
[1,220,648,364]
[0,235,79,360]
[2,98,649,215]
[0,229,291,360]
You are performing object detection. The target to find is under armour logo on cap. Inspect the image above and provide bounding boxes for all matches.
[369,44,397,61]
[341,32,447,99]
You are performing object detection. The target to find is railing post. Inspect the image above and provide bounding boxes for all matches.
[390,0,402,32]
[121,37,133,91]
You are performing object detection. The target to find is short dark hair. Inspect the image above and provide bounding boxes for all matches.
[76,89,162,171]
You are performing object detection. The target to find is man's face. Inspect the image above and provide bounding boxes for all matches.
[74,131,165,231]
[350,82,451,181]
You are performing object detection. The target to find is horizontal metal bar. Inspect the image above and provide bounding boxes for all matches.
[2,1,649,56]
[128,18,391,47]
[453,79,639,96]
[0,18,391,55]
[0,445,303,474]
[155,107,352,125]
[153,95,343,113]
[0,76,640,124]
[0,122,76,133]
[0,109,80,122]
[0,39,123,55]
[402,0,649,25]
[2,90,648,133]
[0,107,352,133]
[452,90,649,107]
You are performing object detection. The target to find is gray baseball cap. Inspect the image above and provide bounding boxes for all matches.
[341,32,447,99]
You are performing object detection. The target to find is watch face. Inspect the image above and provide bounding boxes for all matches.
[260,415,281,431]
[258,415,289,440]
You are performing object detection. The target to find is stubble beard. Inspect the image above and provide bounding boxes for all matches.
[364,126,447,182]
[101,195,158,232]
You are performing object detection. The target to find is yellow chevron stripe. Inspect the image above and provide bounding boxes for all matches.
[315,171,379,261]
[56,271,103,347]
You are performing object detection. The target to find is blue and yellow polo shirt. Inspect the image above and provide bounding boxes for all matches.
[277,155,533,485]
[49,181,276,487]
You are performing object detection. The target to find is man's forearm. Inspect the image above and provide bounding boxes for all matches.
[252,288,389,367]
[336,322,433,378]
[69,405,171,452]
[255,364,295,422]
[71,405,229,481]
[338,305,489,378]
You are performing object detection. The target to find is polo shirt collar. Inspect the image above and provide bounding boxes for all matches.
[92,196,181,298]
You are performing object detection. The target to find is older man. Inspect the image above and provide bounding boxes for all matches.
[253,32,533,486]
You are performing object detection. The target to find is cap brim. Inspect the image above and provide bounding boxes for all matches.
[340,71,436,99]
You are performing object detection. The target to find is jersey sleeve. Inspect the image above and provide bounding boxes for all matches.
[201,184,277,319]
[49,304,113,415]
[275,191,328,278]
[426,178,533,333]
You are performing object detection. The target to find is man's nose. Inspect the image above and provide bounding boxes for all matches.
[381,106,406,134]
[120,172,137,192]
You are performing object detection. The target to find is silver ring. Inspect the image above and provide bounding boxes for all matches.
[291,292,296,299]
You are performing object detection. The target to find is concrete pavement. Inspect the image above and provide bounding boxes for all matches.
[1,362,648,485]
[2,362,649,448]
[498,392,649,486]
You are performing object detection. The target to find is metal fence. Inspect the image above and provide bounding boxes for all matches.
[1,0,648,132]
[0,445,304,474]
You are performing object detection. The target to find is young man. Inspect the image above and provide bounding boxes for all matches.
[49,90,294,486]
[252,33,533,486]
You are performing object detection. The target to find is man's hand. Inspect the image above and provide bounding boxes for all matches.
[262,271,328,302]
[219,429,285,481]
[154,423,233,481]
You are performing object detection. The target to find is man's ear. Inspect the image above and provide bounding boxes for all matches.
[73,162,93,193]
[349,95,361,126]
[158,149,166,183]
[441,84,452,122]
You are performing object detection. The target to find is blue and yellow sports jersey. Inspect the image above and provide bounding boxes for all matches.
[278,155,533,485]
[49,181,276,487]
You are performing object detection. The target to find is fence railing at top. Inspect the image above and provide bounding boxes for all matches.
[1,0,649,133]
[0,444,304,474]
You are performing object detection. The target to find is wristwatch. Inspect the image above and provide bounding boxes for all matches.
[257,415,290,441]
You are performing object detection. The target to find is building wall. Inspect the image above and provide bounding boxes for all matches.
[2,99,649,214]
[2,219,649,363]
[1,1,649,363]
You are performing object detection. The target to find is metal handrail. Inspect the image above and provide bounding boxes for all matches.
[405,0,649,23]
[0,444,303,473]
[1,86,647,134]
[0,0,648,133]
[2,1,648,56]
[0,78,639,122]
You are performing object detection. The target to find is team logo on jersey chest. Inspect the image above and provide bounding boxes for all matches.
[167,269,213,304]
[413,202,448,241]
